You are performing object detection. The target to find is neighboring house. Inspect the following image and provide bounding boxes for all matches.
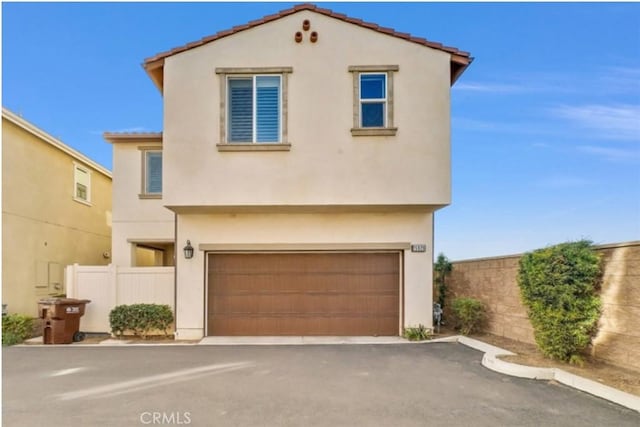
[2,108,112,316]
[105,3,472,339]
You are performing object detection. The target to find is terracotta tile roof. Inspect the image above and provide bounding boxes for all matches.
[143,3,472,90]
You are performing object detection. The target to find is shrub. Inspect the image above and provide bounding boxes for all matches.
[517,240,602,363]
[403,324,432,341]
[434,253,453,310]
[2,314,35,346]
[451,297,485,335]
[109,304,174,339]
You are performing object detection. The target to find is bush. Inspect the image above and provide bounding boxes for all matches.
[109,304,174,339]
[451,297,485,335]
[403,324,432,341]
[517,240,602,363]
[434,253,453,310]
[2,314,35,346]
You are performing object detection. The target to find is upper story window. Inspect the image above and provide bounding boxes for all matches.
[349,65,399,136]
[360,73,387,127]
[73,163,91,204]
[215,67,292,151]
[228,75,281,143]
[140,148,162,198]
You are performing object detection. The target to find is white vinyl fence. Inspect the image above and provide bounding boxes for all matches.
[65,264,175,333]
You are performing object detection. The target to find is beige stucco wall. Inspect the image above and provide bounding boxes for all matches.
[109,10,457,337]
[174,211,434,339]
[2,117,112,316]
[162,10,451,209]
[447,242,640,372]
[111,142,174,266]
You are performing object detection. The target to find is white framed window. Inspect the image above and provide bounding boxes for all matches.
[349,65,399,136]
[359,73,387,128]
[216,67,292,151]
[140,148,162,198]
[73,163,91,204]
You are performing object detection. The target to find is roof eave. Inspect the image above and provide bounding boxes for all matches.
[2,107,112,178]
[103,132,163,144]
[143,60,165,93]
[451,55,474,86]
[141,3,472,92]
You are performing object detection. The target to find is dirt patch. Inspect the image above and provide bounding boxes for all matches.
[462,331,640,397]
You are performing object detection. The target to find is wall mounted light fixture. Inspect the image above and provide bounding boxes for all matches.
[183,240,194,259]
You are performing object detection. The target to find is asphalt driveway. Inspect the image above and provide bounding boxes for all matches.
[3,343,638,426]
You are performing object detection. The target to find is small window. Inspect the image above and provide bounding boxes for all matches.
[349,65,398,136]
[141,149,162,198]
[73,164,91,203]
[360,74,387,127]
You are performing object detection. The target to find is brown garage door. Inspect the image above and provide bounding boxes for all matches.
[207,252,400,336]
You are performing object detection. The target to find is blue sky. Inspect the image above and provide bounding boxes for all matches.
[3,2,639,260]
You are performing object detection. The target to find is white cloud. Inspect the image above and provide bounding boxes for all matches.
[458,67,640,97]
[536,176,590,189]
[598,66,640,94]
[531,142,551,149]
[578,145,640,163]
[90,126,151,135]
[551,104,640,142]
[453,82,531,93]
[452,117,564,137]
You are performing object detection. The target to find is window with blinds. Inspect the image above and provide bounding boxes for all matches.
[144,151,162,195]
[228,75,281,143]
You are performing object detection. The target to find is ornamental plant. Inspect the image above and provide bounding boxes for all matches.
[517,240,602,364]
[434,253,453,310]
[2,314,35,346]
[451,297,485,335]
[403,324,432,341]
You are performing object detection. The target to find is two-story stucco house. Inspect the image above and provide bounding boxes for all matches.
[2,108,112,316]
[105,4,471,339]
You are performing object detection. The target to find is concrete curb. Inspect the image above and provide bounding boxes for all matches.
[453,335,640,413]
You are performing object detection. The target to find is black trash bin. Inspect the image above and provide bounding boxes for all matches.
[38,298,91,344]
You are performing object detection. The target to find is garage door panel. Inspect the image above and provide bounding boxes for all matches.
[208,252,400,336]
[211,294,399,316]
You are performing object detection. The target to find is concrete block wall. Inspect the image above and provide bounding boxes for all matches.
[446,241,640,371]
[592,243,640,370]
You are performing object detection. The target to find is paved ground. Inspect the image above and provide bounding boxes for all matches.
[3,343,639,426]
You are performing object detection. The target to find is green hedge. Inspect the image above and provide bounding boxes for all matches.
[451,297,485,335]
[2,314,35,346]
[517,240,602,363]
[109,304,174,339]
